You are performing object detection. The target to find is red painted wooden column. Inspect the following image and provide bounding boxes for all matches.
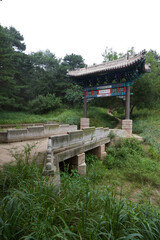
[125,52,130,120]
[125,85,130,119]
[83,91,87,118]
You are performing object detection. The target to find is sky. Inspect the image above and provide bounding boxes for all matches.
[0,0,160,65]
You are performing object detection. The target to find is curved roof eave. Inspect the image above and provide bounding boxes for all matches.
[67,50,147,78]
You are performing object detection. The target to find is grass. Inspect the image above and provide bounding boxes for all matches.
[0,107,118,129]
[1,107,160,239]
[101,137,160,205]
[88,107,118,128]
[133,108,160,152]
[1,140,160,239]
[0,110,63,124]
[103,138,160,185]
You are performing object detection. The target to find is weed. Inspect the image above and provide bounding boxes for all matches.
[85,153,98,165]
[103,138,143,169]
[133,109,160,153]
[108,130,116,140]
[88,107,118,128]
[103,138,160,187]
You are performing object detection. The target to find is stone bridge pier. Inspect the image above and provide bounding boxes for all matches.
[90,144,107,160]
[64,144,107,176]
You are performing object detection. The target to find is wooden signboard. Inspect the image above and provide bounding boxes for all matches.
[84,82,133,99]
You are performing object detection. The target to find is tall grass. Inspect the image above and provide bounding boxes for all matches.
[88,107,118,128]
[103,138,160,186]
[133,108,160,152]
[0,107,118,128]
[1,144,160,239]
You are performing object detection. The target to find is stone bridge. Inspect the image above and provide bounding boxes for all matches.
[44,127,129,178]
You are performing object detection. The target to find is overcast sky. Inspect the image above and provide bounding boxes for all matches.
[0,0,160,65]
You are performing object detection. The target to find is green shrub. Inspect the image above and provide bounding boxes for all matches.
[85,153,99,165]
[65,116,80,126]
[133,109,160,153]
[28,93,61,114]
[64,85,83,107]
[0,144,43,196]
[103,138,160,185]
[103,138,143,169]
[108,130,116,140]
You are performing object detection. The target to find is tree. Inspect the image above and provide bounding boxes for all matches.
[102,47,135,62]
[0,25,26,110]
[0,24,85,112]
[102,47,126,62]
[28,93,62,114]
[62,53,85,70]
[64,85,83,107]
[131,50,160,114]
[28,50,60,98]
[28,50,71,99]
[7,26,26,52]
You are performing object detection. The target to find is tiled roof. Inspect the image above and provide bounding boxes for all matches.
[67,51,147,78]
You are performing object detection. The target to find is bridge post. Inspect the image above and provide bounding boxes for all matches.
[81,92,89,129]
[122,84,132,134]
[122,119,132,134]
[80,118,90,129]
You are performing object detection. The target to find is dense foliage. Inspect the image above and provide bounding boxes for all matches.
[28,93,62,114]
[0,24,84,112]
[1,23,160,114]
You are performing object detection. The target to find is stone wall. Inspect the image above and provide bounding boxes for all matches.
[0,124,77,143]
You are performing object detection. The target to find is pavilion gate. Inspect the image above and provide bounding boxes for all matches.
[83,81,133,119]
[67,51,151,134]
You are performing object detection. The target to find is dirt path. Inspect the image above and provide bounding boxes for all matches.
[0,138,48,166]
[108,110,122,129]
